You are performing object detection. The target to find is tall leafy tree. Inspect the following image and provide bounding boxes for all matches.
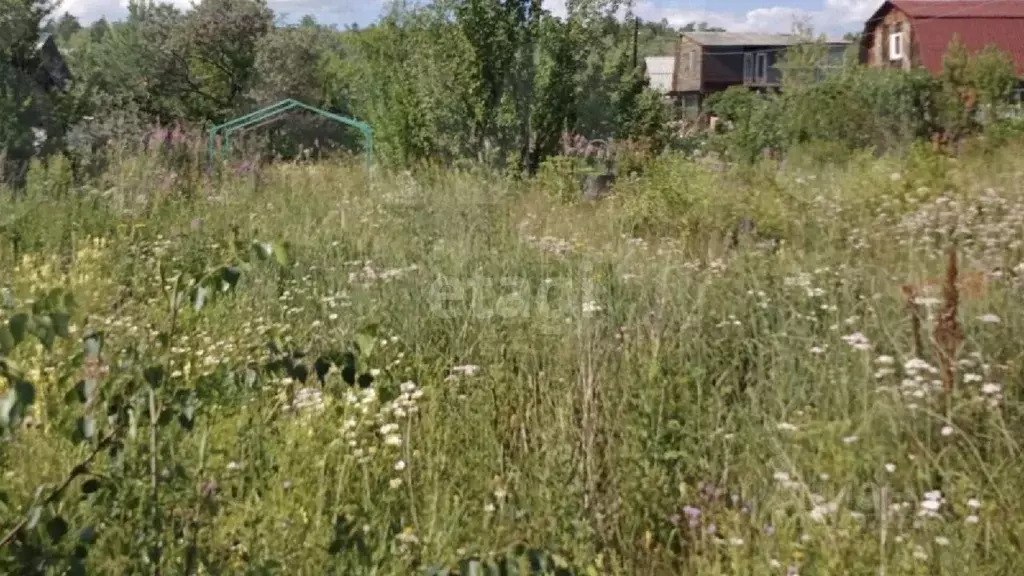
[1,0,60,184]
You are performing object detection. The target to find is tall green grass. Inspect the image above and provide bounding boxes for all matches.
[2,144,1024,574]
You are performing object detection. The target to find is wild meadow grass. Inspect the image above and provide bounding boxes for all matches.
[3,144,1024,574]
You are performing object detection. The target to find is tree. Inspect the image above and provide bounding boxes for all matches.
[174,0,273,120]
[89,17,109,43]
[1,0,61,185]
[48,12,82,43]
[529,15,581,170]
[679,21,725,32]
[78,0,272,124]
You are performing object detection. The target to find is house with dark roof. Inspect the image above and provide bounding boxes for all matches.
[673,32,851,113]
[860,0,1024,99]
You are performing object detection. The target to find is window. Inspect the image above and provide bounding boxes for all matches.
[756,52,768,83]
[889,23,904,61]
[743,53,753,83]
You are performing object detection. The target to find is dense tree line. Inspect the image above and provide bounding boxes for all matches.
[3,0,688,182]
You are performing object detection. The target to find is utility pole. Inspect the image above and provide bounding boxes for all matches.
[632,16,640,68]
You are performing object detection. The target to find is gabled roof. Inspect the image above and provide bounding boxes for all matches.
[879,0,1024,18]
[682,31,851,48]
[682,32,805,47]
[864,0,1024,77]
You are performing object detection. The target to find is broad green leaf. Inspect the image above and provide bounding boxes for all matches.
[14,380,35,406]
[46,516,69,543]
[30,315,55,350]
[178,392,197,431]
[79,525,97,544]
[77,416,96,441]
[144,365,165,388]
[44,288,66,312]
[81,479,101,494]
[75,379,97,404]
[272,242,291,267]
[63,292,78,313]
[354,333,375,357]
[252,241,274,261]
[193,284,208,311]
[221,266,242,289]
[9,313,28,344]
[26,505,42,530]
[459,559,484,576]
[0,326,14,354]
[0,391,15,429]
[51,312,71,338]
[83,332,102,359]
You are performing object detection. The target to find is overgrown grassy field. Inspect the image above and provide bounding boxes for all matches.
[3,144,1024,574]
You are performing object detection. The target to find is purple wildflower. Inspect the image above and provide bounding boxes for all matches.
[682,505,701,528]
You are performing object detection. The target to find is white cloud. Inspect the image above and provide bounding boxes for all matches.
[543,0,876,35]
[62,0,874,35]
[823,0,880,23]
[60,0,384,25]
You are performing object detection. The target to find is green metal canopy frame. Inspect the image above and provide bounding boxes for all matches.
[208,99,374,169]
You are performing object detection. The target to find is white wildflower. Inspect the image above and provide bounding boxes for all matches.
[981,383,1002,395]
[841,332,872,351]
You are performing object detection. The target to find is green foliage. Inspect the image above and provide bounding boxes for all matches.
[425,544,579,575]
[0,286,79,433]
[705,87,781,165]
[6,141,1024,571]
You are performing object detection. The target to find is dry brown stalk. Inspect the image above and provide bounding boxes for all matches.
[904,268,994,303]
[900,283,926,362]
[934,244,965,398]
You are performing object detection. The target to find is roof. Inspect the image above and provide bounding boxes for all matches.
[644,56,675,92]
[864,1,1024,77]
[682,32,805,46]
[885,0,1024,18]
[682,31,851,48]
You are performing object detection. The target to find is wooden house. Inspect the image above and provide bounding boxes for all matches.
[860,0,1024,100]
[673,32,851,112]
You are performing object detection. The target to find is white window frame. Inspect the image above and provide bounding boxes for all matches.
[889,29,904,61]
[756,52,768,83]
[743,53,753,83]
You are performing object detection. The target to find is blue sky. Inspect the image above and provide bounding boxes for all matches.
[60,0,877,37]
